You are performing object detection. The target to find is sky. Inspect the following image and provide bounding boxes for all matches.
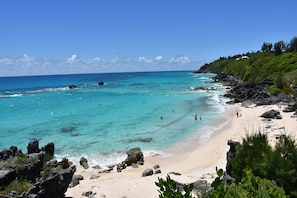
[0,0,297,76]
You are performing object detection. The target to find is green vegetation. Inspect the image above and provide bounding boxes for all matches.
[231,133,297,197]
[155,175,194,198]
[0,154,39,171]
[156,132,297,197]
[197,36,297,96]
[40,153,63,178]
[211,168,287,197]
[156,165,287,198]
[40,162,64,178]
[0,179,34,197]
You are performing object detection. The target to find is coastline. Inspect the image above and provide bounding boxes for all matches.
[65,103,297,197]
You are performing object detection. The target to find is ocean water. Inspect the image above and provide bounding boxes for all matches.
[0,71,230,167]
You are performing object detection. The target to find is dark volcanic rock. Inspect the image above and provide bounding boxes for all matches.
[27,140,40,154]
[261,110,282,119]
[27,166,75,198]
[117,147,144,172]
[0,146,22,160]
[226,140,239,175]
[283,101,297,112]
[69,84,78,89]
[212,73,296,106]
[41,142,55,158]
[142,168,153,177]
[125,147,144,166]
[80,157,89,169]
[0,141,74,198]
[69,174,84,188]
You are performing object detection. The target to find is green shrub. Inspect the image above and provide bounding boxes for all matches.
[230,133,297,197]
[265,85,282,96]
[210,168,287,197]
[231,132,272,180]
[0,179,34,196]
[0,154,39,171]
[225,169,287,197]
[155,175,193,198]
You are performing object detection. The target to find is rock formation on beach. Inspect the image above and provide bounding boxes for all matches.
[0,140,75,198]
[213,73,296,106]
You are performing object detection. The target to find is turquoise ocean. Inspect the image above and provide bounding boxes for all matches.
[0,71,230,167]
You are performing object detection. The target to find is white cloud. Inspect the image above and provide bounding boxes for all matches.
[67,54,78,63]
[155,56,162,61]
[93,57,102,62]
[169,55,190,64]
[138,56,152,63]
[0,54,202,76]
[21,54,35,62]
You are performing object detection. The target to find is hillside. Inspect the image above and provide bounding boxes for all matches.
[195,51,297,96]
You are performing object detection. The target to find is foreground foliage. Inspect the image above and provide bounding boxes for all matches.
[211,168,287,198]
[231,133,297,197]
[156,167,287,197]
[156,175,193,198]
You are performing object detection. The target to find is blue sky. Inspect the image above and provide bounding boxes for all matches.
[1,0,297,76]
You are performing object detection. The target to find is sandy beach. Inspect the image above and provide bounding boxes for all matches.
[66,103,297,198]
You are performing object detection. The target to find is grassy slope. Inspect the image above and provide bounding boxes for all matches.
[196,52,297,95]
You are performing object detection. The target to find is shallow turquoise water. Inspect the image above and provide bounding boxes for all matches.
[0,71,229,166]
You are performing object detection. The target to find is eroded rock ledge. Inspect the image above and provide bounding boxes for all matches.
[0,140,75,198]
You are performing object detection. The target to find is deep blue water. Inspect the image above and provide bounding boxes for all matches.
[0,71,229,167]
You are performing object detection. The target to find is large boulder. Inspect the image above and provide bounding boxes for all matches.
[41,142,55,158]
[124,147,144,166]
[117,147,144,172]
[27,140,40,154]
[260,110,282,119]
[142,168,153,177]
[80,157,89,169]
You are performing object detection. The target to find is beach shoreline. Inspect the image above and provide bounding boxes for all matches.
[65,103,297,197]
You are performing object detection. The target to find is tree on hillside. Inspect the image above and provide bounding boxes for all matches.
[274,40,286,55]
[288,36,297,52]
[261,42,273,52]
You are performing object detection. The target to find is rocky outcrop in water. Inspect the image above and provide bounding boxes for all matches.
[68,84,78,89]
[0,140,75,198]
